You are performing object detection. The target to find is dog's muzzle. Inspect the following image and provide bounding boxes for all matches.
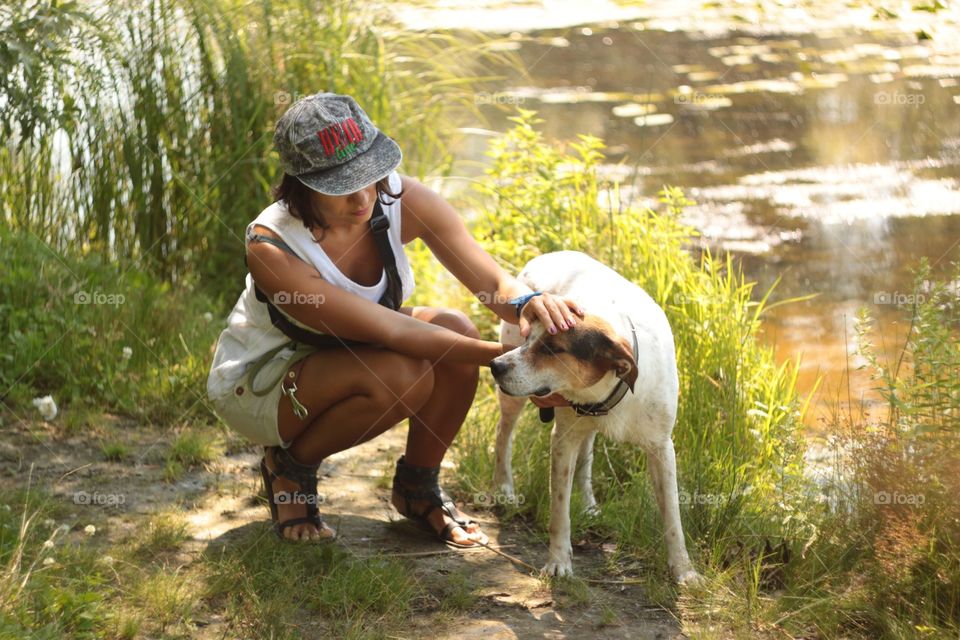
[489,358,508,379]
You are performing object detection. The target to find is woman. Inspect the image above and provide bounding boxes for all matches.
[207,92,582,546]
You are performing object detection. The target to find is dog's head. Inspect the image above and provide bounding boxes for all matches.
[490,314,638,399]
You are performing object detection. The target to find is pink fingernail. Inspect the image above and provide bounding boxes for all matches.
[559,323,567,330]
[549,326,557,334]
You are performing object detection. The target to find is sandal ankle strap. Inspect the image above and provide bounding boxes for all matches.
[392,456,469,526]
[394,455,440,485]
[268,446,321,487]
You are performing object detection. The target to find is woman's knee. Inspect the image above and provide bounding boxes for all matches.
[367,352,434,415]
[429,308,481,339]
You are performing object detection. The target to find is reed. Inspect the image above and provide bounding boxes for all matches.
[1,0,513,296]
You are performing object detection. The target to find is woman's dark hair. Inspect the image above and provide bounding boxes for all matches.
[272,174,404,242]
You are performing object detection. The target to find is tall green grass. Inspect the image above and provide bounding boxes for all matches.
[0,225,221,423]
[1,0,513,298]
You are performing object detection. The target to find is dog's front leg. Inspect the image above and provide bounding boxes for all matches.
[493,390,526,498]
[542,424,587,577]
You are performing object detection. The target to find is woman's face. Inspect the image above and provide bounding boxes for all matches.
[309,183,377,230]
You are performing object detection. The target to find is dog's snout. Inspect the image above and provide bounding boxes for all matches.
[489,358,507,378]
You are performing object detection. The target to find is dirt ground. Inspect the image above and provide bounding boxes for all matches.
[0,413,686,639]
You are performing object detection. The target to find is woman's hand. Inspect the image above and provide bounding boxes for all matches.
[519,292,585,338]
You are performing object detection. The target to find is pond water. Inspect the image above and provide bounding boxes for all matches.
[414,3,960,430]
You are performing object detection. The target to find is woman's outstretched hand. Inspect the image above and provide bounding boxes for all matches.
[519,292,585,338]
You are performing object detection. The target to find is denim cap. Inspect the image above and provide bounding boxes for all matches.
[273,93,402,196]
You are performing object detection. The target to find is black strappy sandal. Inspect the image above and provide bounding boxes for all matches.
[259,446,334,541]
[391,455,487,548]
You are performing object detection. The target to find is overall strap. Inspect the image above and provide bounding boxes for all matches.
[244,199,402,350]
[369,201,402,311]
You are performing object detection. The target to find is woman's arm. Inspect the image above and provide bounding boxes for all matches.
[246,232,507,365]
[400,176,584,337]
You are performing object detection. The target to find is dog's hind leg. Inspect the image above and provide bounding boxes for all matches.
[645,438,700,585]
[493,390,526,499]
[574,432,599,515]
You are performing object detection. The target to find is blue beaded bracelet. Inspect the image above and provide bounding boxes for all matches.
[508,291,543,319]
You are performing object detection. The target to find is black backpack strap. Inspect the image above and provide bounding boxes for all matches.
[244,200,403,349]
[246,224,299,258]
[369,199,403,311]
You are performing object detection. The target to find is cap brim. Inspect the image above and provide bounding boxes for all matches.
[295,132,402,196]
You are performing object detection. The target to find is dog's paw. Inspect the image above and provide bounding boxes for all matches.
[676,569,704,587]
[582,501,600,517]
[540,559,574,577]
[494,482,516,501]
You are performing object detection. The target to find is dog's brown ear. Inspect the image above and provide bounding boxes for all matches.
[599,333,638,392]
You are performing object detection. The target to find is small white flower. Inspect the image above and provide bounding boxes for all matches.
[43,540,54,549]
[202,312,213,322]
[99,555,114,566]
[121,346,133,360]
[83,524,96,536]
[1,504,10,512]
[42,519,55,528]
[31,395,58,421]
[42,557,55,566]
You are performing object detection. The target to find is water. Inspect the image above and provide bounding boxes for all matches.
[421,5,960,429]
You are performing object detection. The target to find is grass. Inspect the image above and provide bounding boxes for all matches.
[1,0,516,297]
[0,224,223,425]
[203,530,423,638]
[0,481,430,639]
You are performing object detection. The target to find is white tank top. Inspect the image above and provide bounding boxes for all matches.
[206,171,415,401]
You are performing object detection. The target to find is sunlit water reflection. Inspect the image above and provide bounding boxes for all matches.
[420,4,960,429]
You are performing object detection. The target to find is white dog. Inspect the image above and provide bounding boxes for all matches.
[490,251,699,584]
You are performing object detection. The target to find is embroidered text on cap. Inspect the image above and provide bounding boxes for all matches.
[317,118,364,160]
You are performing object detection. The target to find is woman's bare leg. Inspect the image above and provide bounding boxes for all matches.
[394,307,486,545]
[267,307,485,543]
[267,346,435,540]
